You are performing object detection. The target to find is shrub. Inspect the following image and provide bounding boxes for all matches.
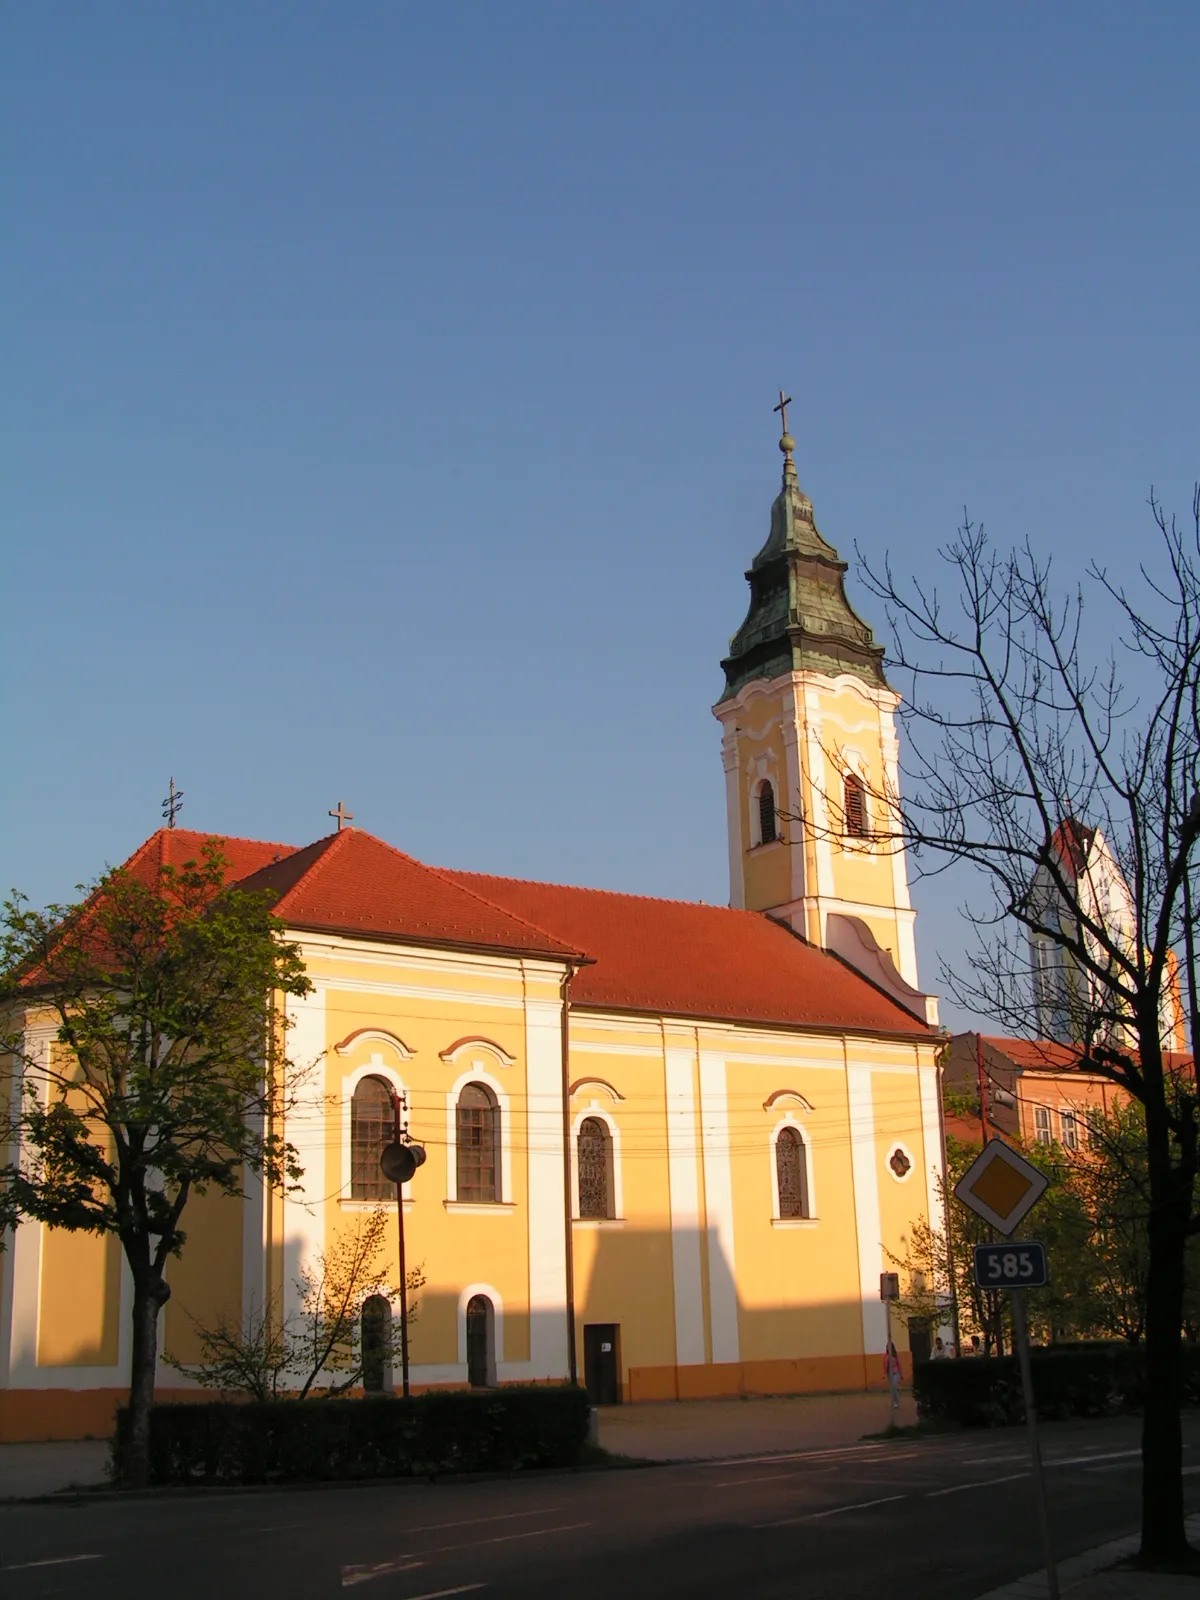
[111,1385,592,1486]
[913,1343,1200,1427]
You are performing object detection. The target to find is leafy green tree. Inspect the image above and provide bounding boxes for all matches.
[0,841,311,1485]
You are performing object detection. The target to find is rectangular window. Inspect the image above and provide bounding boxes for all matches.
[1060,1109,1079,1151]
[1033,1105,1053,1145]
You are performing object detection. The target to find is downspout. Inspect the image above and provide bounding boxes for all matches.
[560,965,579,1385]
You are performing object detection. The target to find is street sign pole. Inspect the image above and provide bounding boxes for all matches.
[1011,1285,1059,1600]
[391,1090,411,1398]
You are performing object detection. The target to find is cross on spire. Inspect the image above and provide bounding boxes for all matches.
[328,799,355,832]
[773,388,793,438]
[162,777,184,829]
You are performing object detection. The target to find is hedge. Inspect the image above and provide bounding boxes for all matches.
[112,1385,593,1486]
[913,1343,1200,1427]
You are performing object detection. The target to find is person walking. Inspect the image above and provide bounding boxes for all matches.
[883,1341,903,1411]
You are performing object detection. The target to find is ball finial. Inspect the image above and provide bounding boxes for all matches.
[779,432,795,456]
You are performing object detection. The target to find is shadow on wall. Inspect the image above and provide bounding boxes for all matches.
[392,1224,916,1404]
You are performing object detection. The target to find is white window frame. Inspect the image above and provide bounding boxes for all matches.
[445,1067,513,1207]
[840,749,873,850]
[1059,1106,1079,1151]
[341,1058,411,1208]
[570,1104,624,1222]
[770,1114,817,1226]
[885,1140,917,1183]
[457,1283,503,1382]
[1033,1104,1054,1145]
[747,753,781,848]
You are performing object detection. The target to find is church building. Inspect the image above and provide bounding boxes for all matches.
[1,424,944,1440]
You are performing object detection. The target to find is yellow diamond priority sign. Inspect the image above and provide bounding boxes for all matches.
[954,1137,1048,1236]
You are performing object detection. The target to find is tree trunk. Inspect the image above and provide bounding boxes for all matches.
[1138,1099,1192,1566]
[122,1270,170,1488]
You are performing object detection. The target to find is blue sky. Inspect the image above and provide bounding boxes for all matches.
[5,5,1198,1026]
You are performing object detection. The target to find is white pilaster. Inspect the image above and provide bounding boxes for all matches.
[720,723,745,909]
[698,1052,739,1364]
[665,1046,705,1367]
[523,993,570,1379]
[917,1060,945,1261]
[847,1062,887,1357]
[280,982,327,1330]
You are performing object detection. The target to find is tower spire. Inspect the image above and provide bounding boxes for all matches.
[773,388,797,483]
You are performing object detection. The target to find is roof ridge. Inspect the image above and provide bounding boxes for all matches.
[445,866,753,917]
[405,851,591,960]
[255,830,344,909]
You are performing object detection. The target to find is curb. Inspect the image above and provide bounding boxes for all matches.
[972,1513,1200,1598]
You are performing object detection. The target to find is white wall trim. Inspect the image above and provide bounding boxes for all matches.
[664,1046,705,1367]
[698,1053,739,1364]
[847,1063,887,1356]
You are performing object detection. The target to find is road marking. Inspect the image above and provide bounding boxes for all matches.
[703,1443,886,1468]
[757,1494,906,1527]
[400,1589,486,1600]
[2,1554,103,1571]
[342,1560,424,1588]
[962,1453,1026,1465]
[383,1508,559,1537]
[713,1473,798,1487]
[260,1522,307,1532]
[1049,1449,1140,1468]
[392,1523,590,1560]
[927,1472,1028,1496]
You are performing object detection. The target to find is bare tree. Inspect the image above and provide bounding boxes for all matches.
[850,491,1200,1567]
[169,1209,425,1400]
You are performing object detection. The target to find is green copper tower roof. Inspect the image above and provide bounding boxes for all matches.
[719,426,887,699]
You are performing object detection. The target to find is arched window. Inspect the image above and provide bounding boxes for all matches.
[466,1293,495,1388]
[758,781,777,845]
[843,773,867,838]
[457,1083,500,1203]
[776,1126,810,1218]
[577,1117,614,1219]
[361,1294,392,1394]
[351,1075,394,1201]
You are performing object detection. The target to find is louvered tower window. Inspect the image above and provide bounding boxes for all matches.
[758,781,777,844]
[843,773,867,837]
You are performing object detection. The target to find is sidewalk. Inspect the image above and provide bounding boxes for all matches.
[596,1386,914,1461]
[975,1513,1200,1599]
[0,1439,110,1499]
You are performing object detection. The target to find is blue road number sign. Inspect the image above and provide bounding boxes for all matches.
[973,1241,1048,1289]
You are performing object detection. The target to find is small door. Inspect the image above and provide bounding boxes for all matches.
[584,1323,621,1406]
[908,1317,932,1365]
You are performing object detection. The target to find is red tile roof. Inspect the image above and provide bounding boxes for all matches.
[232,829,583,961]
[123,828,297,886]
[446,869,932,1035]
[84,827,933,1036]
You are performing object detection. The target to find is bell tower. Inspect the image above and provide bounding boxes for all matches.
[712,398,936,1024]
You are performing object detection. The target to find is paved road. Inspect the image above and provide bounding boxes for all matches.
[2,1415,1198,1600]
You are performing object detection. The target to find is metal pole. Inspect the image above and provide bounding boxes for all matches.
[1011,1286,1058,1600]
[392,1091,411,1399]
